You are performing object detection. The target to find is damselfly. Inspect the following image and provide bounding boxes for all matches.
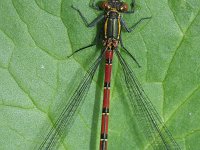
[38,0,181,149]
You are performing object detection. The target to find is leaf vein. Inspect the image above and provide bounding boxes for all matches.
[163,8,200,82]
[34,0,60,17]
[165,85,200,125]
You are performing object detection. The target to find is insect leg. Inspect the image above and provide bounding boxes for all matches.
[125,0,135,14]
[71,5,104,27]
[119,36,141,67]
[120,17,151,33]
[68,28,103,57]
[89,0,100,10]
[68,44,96,58]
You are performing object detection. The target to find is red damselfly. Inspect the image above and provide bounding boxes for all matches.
[38,0,181,150]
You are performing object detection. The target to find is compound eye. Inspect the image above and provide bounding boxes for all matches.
[120,3,128,12]
[101,2,111,10]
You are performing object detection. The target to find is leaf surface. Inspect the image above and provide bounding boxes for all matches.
[0,0,200,149]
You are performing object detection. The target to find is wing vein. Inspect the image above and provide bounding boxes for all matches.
[38,50,105,150]
[116,50,181,150]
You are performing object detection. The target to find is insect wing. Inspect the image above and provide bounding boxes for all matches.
[38,51,105,150]
[116,51,181,150]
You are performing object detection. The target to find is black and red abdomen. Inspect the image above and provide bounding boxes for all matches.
[104,11,121,40]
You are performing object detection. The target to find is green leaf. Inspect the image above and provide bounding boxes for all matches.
[0,0,200,150]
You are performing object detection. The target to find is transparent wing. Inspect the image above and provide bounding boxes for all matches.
[38,50,105,150]
[116,50,181,150]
